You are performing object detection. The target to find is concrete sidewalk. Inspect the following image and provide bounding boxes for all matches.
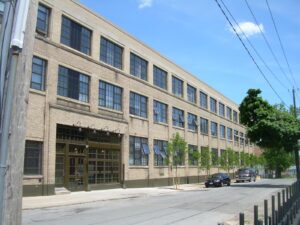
[22,183,205,210]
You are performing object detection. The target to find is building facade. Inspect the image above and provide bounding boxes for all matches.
[23,0,256,196]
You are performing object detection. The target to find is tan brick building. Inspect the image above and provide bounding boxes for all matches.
[23,0,255,196]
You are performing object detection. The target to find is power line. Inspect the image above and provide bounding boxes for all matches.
[244,0,294,88]
[265,0,298,89]
[214,0,288,107]
[218,0,290,92]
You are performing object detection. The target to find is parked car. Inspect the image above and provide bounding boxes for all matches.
[236,168,257,182]
[205,173,231,187]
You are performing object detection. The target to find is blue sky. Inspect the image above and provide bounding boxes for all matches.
[80,0,300,107]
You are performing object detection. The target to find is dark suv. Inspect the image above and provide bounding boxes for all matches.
[236,168,256,182]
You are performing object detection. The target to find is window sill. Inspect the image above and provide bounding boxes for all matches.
[23,175,43,179]
[154,166,169,168]
[98,106,123,115]
[57,96,90,107]
[129,166,149,169]
[173,126,185,131]
[200,133,209,136]
[153,122,169,127]
[211,136,218,138]
[220,138,226,141]
[188,129,198,133]
[129,115,149,122]
[29,89,46,96]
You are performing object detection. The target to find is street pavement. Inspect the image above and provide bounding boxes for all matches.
[22,179,295,225]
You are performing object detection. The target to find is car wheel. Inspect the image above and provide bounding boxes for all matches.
[242,180,244,183]
[249,177,252,182]
[236,180,240,183]
[205,185,208,188]
[227,181,231,186]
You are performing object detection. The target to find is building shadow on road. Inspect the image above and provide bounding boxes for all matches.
[231,183,290,189]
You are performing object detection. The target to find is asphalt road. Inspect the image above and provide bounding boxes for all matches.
[22,179,295,225]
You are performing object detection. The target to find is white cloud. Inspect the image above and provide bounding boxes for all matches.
[138,0,153,9]
[231,22,264,38]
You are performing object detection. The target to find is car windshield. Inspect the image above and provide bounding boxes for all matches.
[238,169,249,173]
[210,174,222,179]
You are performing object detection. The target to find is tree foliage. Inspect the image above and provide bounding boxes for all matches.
[239,89,300,152]
[167,133,187,188]
[200,147,211,176]
[263,148,294,178]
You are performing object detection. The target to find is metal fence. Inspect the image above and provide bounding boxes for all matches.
[220,180,300,225]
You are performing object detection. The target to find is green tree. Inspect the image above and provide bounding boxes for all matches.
[239,89,300,152]
[219,148,236,175]
[263,148,294,178]
[167,133,187,189]
[200,147,211,178]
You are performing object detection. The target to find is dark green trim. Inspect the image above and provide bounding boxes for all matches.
[23,184,55,197]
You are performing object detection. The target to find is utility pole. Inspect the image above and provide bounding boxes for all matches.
[292,87,300,180]
[0,0,36,225]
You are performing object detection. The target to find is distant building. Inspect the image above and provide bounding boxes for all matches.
[23,0,257,196]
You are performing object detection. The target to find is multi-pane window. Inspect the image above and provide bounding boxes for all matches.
[153,140,168,166]
[226,106,232,120]
[234,130,239,144]
[233,110,238,123]
[227,127,233,140]
[219,102,225,117]
[220,125,226,139]
[130,53,148,80]
[200,117,209,134]
[99,81,122,111]
[187,84,196,103]
[153,100,167,124]
[130,92,147,118]
[31,56,46,91]
[210,97,217,113]
[57,66,90,102]
[172,107,184,128]
[188,113,198,131]
[211,148,219,166]
[188,145,198,166]
[240,132,244,145]
[100,37,123,69]
[24,141,42,175]
[200,91,208,109]
[36,4,50,36]
[60,16,91,55]
[172,76,183,98]
[211,122,218,137]
[153,66,167,90]
[129,136,149,166]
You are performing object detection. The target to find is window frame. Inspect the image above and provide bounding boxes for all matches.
[172,75,183,98]
[188,144,198,166]
[60,15,92,55]
[153,100,168,124]
[153,65,167,90]
[187,84,196,104]
[57,65,90,103]
[129,136,149,166]
[130,52,148,81]
[153,139,168,166]
[24,140,43,175]
[100,36,123,69]
[172,107,185,128]
[219,102,225,117]
[220,124,226,139]
[200,117,209,135]
[210,121,218,137]
[31,56,47,91]
[200,91,208,109]
[226,106,232,120]
[99,80,122,111]
[210,97,217,114]
[129,92,148,118]
[187,113,198,132]
[36,3,50,36]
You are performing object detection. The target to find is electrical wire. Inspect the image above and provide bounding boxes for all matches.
[244,0,294,88]
[219,0,290,92]
[214,0,288,107]
[265,0,298,89]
